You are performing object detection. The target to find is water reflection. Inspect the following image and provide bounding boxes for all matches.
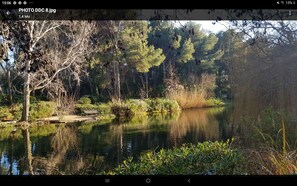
[168,108,222,145]
[22,129,34,175]
[0,107,232,175]
[32,126,101,175]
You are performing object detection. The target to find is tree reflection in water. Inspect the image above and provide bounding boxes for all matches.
[168,108,223,146]
[32,125,85,175]
[22,128,34,175]
[0,107,230,175]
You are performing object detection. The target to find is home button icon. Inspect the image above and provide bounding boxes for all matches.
[146,178,151,183]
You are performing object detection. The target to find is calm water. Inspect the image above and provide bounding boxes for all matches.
[0,107,235,175]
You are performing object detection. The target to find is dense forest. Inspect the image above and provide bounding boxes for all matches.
[1,19,297,175]
[0,20,232,121]
[1,20,296,121]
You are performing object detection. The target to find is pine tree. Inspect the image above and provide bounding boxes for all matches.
[177,38,195,63]
[121,21,165,73]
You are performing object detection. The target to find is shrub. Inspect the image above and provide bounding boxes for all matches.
[75,103,97,114]
[29,101,57,121]
[125,99,148,114]
[204,98,225,107]
[75,102,115,117]
[78,96,92,105]
[97,103,112,115]
[111,99,148,118]
[105,140,245,175]
[144,98,165,113]
[162,99,181,113]
[10,104,23,120]
[145,98,181,113]
[0,106,13,120]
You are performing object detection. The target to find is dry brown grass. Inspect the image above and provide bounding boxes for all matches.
[244,148,297,175]
[167,88,206,109]
[166,73,217,109]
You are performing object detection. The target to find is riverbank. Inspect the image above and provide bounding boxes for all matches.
[0,115,99,126]
[0,97,226,126]
[41,115,98,123]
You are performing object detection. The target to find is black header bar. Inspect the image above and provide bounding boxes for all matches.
[1,9,297,20]
[0,0,297,9]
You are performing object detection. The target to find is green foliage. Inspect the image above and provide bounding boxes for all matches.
[0,94,9,105]
[78,96,92,105]
[125,99,148,114]
[246,108,296,151]
[110,104,130,118]
[97,103,112,115]
[99,114,116,121]
[145,99,164,113]
[121,21,166,73]
[240,109,297,175]
[0,94,46,106]
[162,99,181,113]
[202,33,218,52]
[205,98,225,107]
[0,106,13,120]
[144,98,181,113]
[10,104,22,120]
[75,102,113,116]
[177,38,195,63]
[29,101,57,121]
[75,104,97,114]
[111,99,149,118]
[0,104,22,121]
[105,140,245,175]
[12,95,24,104]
